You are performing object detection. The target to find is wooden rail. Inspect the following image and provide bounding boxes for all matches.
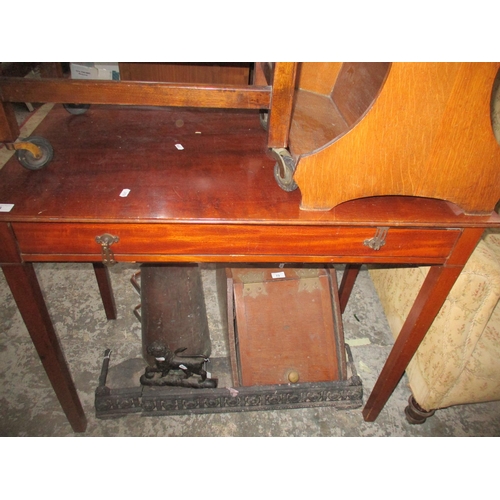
[0,77,272,109]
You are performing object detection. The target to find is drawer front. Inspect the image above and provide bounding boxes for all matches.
[12,222,461,263]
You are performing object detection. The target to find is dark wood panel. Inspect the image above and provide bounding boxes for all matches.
[119,63,251,85]
[289,90,348,156]
[332,62,390,126]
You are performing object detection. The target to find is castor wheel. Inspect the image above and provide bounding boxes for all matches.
[272,147,298,192]
[404,395,435,424]
[16,136,54,170]
[63,103,91,115]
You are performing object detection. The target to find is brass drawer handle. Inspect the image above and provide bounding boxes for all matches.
[363,227,389,251]
[95,233,120,266]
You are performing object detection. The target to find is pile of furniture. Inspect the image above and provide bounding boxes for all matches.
[1,63,500,431]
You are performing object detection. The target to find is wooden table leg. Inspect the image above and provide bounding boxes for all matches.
[1,263,87,432]
[339,264,361,313]
[93,263,117,320]
[362,227,484,421]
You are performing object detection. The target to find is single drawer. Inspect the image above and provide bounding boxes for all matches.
[12,222,461,263]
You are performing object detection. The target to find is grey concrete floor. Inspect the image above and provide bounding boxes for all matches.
[1,262,500,437]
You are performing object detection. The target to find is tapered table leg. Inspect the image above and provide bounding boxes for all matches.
[362,227,484,421]
[338,264,361,313]
[93,263,117,320]
[1,263,87,432]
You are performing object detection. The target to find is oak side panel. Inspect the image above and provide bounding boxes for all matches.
[296,62,342,95]
[332,62,391,126]
[294,62,500,214]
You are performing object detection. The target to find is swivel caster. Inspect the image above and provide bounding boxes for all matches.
[15,136,54,170]
[63,103,91,115]
[272,147,298,192]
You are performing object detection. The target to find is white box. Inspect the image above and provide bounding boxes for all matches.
[70,63,120,80]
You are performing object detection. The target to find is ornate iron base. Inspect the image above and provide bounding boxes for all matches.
[95,345,363,419]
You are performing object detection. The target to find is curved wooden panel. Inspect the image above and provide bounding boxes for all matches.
[294,63,500,214]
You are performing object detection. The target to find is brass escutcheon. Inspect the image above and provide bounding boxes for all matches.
[95,233,120,266]
[363,227,389,251]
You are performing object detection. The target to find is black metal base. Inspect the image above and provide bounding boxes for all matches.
[95,346,363,419]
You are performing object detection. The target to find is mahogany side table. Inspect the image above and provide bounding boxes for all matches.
[1,105,498,432]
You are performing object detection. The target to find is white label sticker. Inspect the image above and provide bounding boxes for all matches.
[120,189,130,197]
[0,204,14,212]
[271,271,286,279]
[175,144,184,150]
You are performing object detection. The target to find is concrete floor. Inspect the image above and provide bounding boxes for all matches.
[1,262,500,437]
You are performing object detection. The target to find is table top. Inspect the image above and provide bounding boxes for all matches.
[1,104,499,228]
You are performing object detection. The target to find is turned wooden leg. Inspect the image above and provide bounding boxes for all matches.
[2,263,87,433]
[93,263,117,320]
[405,395,436,424]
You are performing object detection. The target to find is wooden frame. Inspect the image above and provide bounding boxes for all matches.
[0,62,297,149]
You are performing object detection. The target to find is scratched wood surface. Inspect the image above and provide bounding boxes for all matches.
[0,104,499,230]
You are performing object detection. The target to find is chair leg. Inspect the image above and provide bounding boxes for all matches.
[405,395,436,424]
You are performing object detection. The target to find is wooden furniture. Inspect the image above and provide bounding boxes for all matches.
[285,62,500,215]
[226,266,346,387]
[0,62,296,152]
[2,62,499,215]
[1,104,499,432]
[132,264,212,366]
[369,228,500,423]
